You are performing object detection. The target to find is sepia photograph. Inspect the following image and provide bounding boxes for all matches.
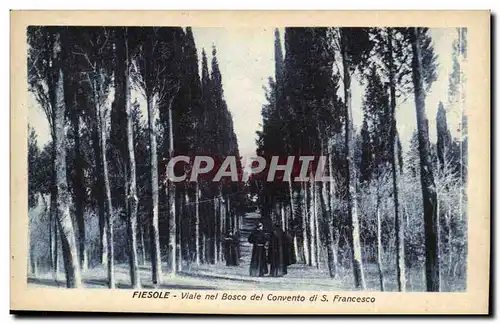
[11,10,490,314]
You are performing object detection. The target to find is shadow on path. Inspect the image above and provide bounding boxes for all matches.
[28,276,217,290]
[178,271,260,284]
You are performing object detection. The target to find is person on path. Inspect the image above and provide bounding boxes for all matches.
[223,230,240,266]
[268,223,286,277]
[248,222,268,277]
[282,228,296,275]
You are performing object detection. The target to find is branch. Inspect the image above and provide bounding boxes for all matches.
[372,59,390,77]
[72,47,96,71]
[397,87,412,105]
[396,67,412,85]
[27,51,43,75]
[157,65,167,79]
[30,81,54,133]
[130,60,147,98]
[97,27,110,55]
[394,53,409,79]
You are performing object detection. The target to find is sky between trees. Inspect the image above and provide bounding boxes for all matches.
[28,27,460,157]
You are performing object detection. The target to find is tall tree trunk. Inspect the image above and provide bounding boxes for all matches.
[341,32,366,289]
[48,205,53,273]
[387,28,406,292]
[309,176,317,267]
[436,197,442,287]
[280,203,285,230]
[447,207,453,275]
[139,219,145,266]
[206,202,212,263]
[52,211,58,276]
[92,124,107,266]
[53,35,81,287]
[302,182,310,265]
[182,189,191,268]
[28,216,37,276]
[328,152,339,272]
[213,199,218,264]
[47,43,59,276]
[303,182,311,265]
[118,27,141,289]
[320,179,336,278]
[146,94,162,285]
[176,191,183,270]
[313,181,321,269]
[49,140,57,274]
[375,191,385,291]
[219,197,224,262]
[201,232,206,264]
[291,185,304,264]
[195,182,200,265]
[288,182,294,230]
[88,77,106,267]
[202,233,207,264]
[98,100,115,289]
[227,197,232,232]
[308,177,317,267]
[55,221,61,275]
[410,27,440,292]
[166,94,178,274]
[70,93,86,271]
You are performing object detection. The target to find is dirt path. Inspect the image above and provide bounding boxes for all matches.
[28,211,356,290]
[178,210,355,290]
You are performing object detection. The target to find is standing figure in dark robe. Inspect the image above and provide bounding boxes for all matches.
[268,224,286,277]
[282,229,296,275]
[248,222,268,277]
[234,230,241,264]
[223,230,240,266]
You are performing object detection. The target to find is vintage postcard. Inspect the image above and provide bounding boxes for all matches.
[10,10,490,314]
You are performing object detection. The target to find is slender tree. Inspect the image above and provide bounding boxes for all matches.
[53,30,82,288]
[410,27,440,292]
[61,37,88,271]
[70,27,116,286]
[115,27,141,288]
[360,65,392,290]
[27,26,59,274]
[339,27,372,289]
[436,102,453,168]
[364,27,437,291]
[130,27,183,279]
[28,27,82,287]
[130,27,162,283]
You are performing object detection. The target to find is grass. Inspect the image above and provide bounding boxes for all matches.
[27,260,465,292]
